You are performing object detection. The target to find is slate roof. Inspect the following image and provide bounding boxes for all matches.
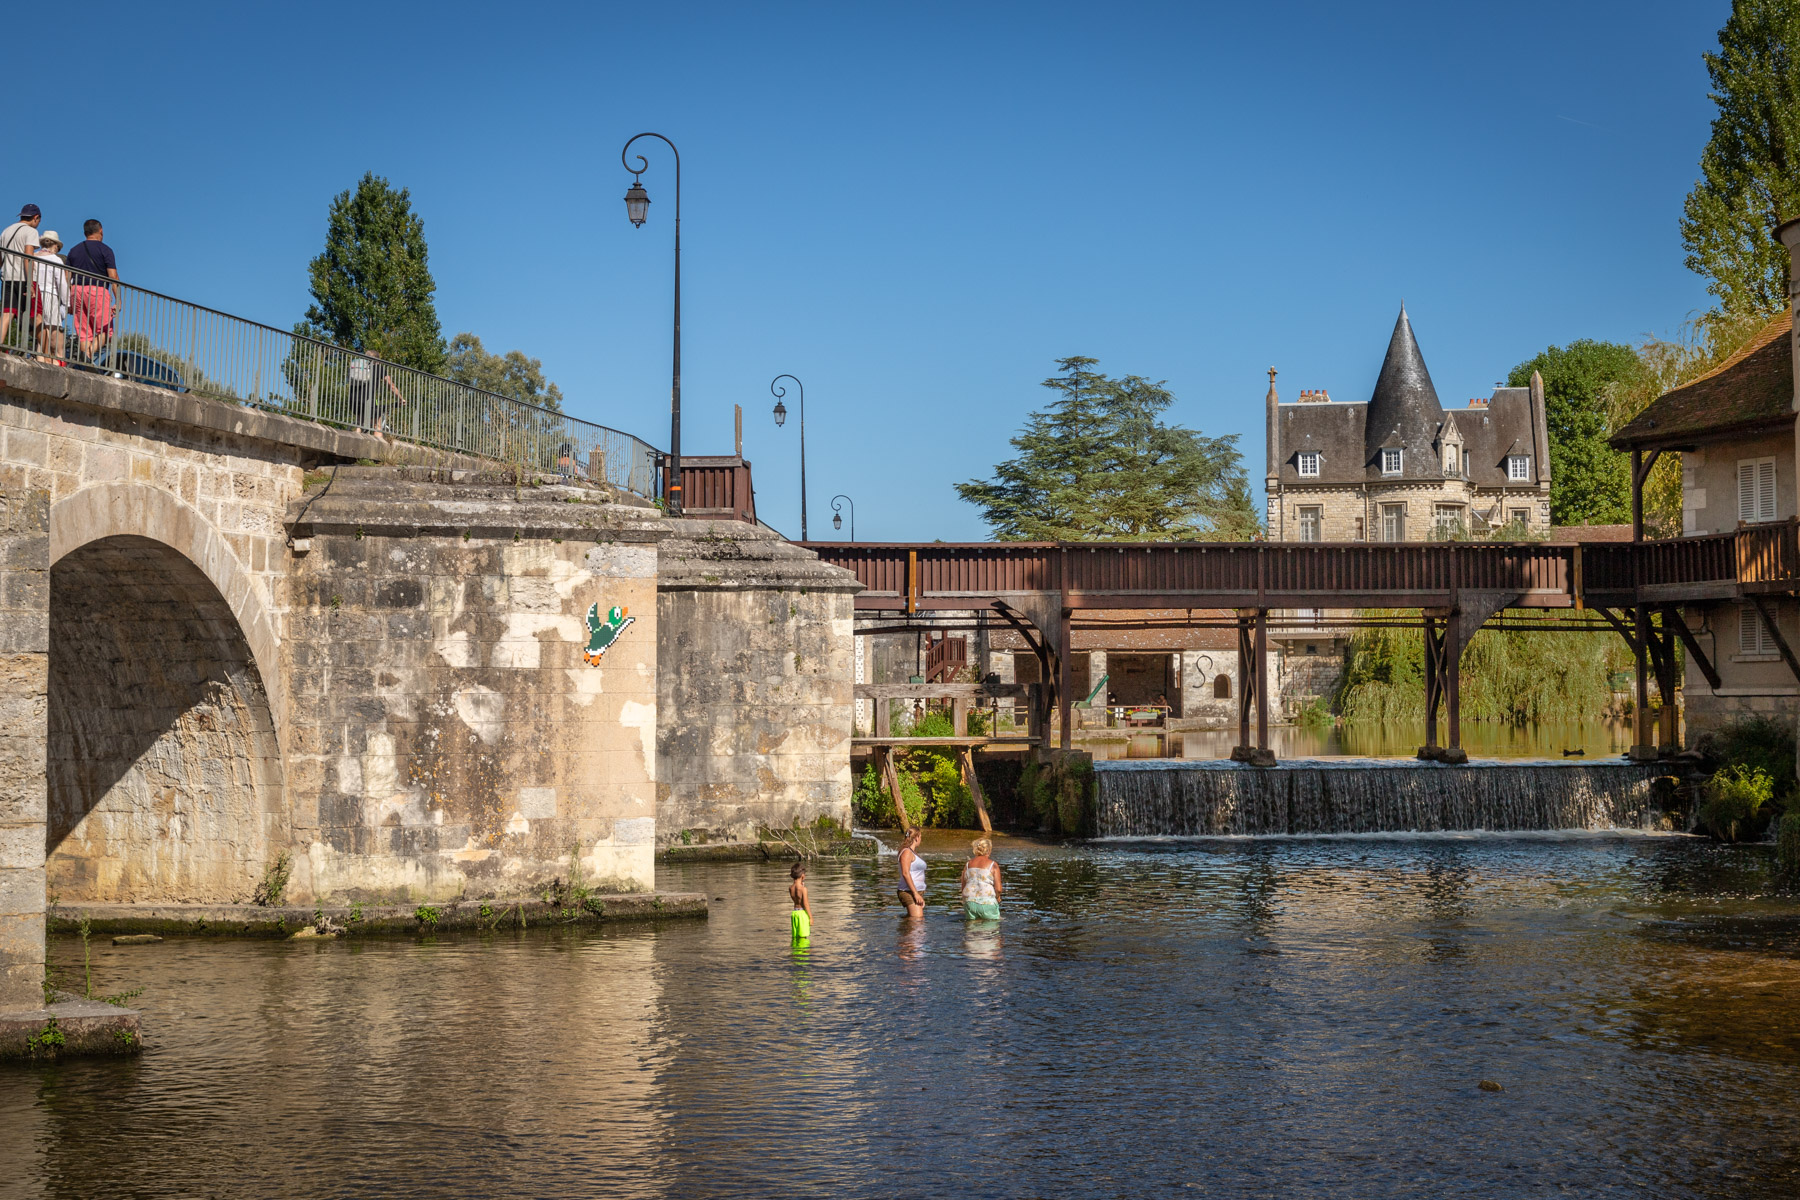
[1610,311,1793,450]
[1272,308,1541,487]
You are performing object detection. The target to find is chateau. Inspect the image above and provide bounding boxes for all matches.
[1265,307,1552,543]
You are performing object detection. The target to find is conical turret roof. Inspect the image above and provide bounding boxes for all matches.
[1363,306,1444,476]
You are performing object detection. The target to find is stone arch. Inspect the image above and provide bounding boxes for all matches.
[46,484,287,902]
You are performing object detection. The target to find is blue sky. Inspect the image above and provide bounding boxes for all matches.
[34,1,1727,540]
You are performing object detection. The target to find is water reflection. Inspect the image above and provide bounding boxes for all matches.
[4,836,1799,1198]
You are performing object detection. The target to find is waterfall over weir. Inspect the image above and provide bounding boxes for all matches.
[1093,759,1671,838]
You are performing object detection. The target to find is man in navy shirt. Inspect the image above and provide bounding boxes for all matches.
[64,219,117,361]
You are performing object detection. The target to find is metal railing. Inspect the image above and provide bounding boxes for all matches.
[0,245,661,497]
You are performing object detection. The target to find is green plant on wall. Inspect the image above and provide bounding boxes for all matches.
[1697,764,1774,843]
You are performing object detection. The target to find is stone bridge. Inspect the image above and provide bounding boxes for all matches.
[0,359,858,1010]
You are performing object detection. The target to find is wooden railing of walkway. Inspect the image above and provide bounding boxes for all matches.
[803,522,1800,764]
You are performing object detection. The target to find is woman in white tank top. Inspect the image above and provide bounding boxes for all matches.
[896,828,926,917]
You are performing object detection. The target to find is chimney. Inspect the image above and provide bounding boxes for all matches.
[734,404,743,459]
[1265,367,1280,536]
[1467,396,1489,408]
[1529,370,1551,484]
[1297,388,1330,403]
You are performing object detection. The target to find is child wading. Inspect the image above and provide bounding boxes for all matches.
[789,862,812,942]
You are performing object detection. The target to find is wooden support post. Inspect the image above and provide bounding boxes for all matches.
[951,696,970,737]
[1237,613,1252,749]
[1057,604,1073,751]
[1662,604,1721,691]
[1446,619,1462,753]
[958,746,993,833]
[1630,449,1644,542]
[874,693,891,738]
[1633,604,1652,755]
[1422,614,1441,752]
[879,745,910,832]
[1254,608,1269,750]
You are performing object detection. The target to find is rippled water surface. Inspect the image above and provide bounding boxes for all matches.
[5,831,1800,1198]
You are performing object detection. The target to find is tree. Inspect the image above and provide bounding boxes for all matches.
[1506,340,1641,526]
[1680,0,1800,325]
[296,173,446,373]
[445,333,563,412]
[956,357,1259,541]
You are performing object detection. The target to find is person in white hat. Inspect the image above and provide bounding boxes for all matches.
[33,230,69,365]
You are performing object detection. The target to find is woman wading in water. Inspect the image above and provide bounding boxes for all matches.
[960,837,1002,920]
[896,828,927,917]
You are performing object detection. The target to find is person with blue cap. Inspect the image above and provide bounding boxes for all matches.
[0,204,42,350]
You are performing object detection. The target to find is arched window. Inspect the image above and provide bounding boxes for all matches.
[1214,674,1232,700]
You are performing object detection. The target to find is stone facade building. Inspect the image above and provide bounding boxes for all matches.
[1265,307,1552,544]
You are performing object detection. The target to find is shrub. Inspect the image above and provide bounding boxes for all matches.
[252,852,292,907]
[1700,716,1797,808]
[1697,764,1774,842]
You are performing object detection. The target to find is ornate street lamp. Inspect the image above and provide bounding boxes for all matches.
[831,494,854,541]
[771,374,807,540]
[621,132,682,515]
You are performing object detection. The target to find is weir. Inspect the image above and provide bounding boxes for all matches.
[1093,759,1673,838]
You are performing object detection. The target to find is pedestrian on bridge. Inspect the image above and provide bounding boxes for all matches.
[0,203,41,351]
[65,219,118,362]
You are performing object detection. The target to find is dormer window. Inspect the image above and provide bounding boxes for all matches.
[1381,448,1403,475]
[1506,454,1531,481]
[1297,451,1320,478]
[1444,445,1460,476]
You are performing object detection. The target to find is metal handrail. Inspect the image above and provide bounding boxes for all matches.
[0,245,662,497]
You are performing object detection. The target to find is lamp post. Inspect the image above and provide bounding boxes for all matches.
[621,132,682,515]
[830,494,854,542]
[770,374,807,540]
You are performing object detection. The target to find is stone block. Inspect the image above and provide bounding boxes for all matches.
[0,826,43,871]
[0,867,45,918]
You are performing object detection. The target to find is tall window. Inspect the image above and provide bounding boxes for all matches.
[1508,508,1529,527]
[1444,445,1460,476]
[1297,451,1320,478]
[1353,516,1365,541]
[1298,506,1322,542]
[1738,457,1777,523]
[1433,504,1462,534]
[1380,503,1405,542]
[1740,605,1776,656]
[1381,448,1403,475]
[1506,454,1531,481]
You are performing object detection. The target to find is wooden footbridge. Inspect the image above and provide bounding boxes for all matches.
[805,522,1800,762]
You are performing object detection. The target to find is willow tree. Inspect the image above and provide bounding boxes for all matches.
[956,357,1259,541]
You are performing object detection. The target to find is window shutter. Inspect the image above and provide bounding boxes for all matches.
[1740,461,1756,521]
[1741,605,1773,655]
[1759,459,1776,521]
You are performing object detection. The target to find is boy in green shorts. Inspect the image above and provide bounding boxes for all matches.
[789,862,812,942]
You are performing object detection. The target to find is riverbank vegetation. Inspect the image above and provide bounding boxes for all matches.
[1332,611,1635,724]
[852,710,977,828]
[1695,716,1800,861]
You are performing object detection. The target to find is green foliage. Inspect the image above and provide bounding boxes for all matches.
[1297,697,1333,731]
[1017,755,1096,836]
[1334,611,1630,724]
[413,905,441,929]
[1506,340,1641,526]
[26,1017,66,1058]
[1680,0,1800,327]
[296,172,446,372]
[445,332,564,412]
[1778,812,1800,876]
[957,356,1259,541]
[1701,715,1798,807]
[252,852,292,907]
[1698,764,1775,842]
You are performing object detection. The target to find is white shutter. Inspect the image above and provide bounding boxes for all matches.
[1741,605,1774,655]
[1739,458,1778,522]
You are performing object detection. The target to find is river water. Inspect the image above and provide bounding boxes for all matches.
[4,830,1800,1198]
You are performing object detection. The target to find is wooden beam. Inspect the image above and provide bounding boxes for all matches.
[1748,593,1800,685]
[1660,605,1721,691]
[1254,607,1269,750]
[878,746,911,832]
[958,746,993,833]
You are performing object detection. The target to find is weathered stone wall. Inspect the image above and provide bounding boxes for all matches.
[282,471,666,900]
[0,489,48,1010]
[657,522,859,845]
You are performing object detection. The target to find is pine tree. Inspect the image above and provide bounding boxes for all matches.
[296,173,446,373]
[1680,0,1800,323]
[956,357,1259,541]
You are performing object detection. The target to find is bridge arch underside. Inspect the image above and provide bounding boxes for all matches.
[47,535,286,903]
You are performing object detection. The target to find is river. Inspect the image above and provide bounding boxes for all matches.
[3,830,1799,1198]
